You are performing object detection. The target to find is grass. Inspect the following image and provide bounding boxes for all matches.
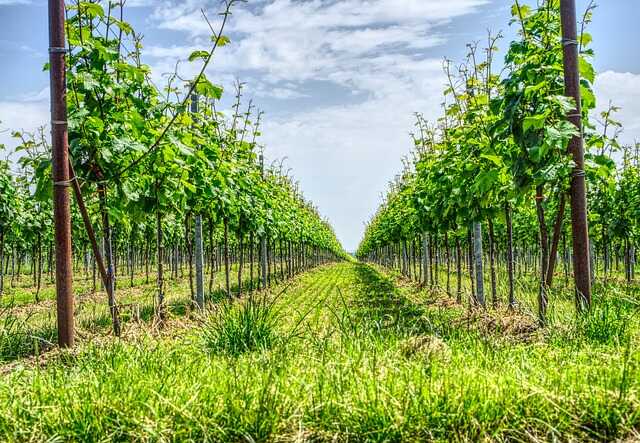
[575,290,639,345]
[0,263,256,309]
[201,295,282,357]
[0,262,638,441]
[0,305,57,363]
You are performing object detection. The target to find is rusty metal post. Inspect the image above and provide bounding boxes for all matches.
[560,0,591,310]
[48,0,74,347]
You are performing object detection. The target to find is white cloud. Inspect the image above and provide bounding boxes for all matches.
[594,71,640,146]
[144,0,486,91]
[0,96,49,162]
[154,0,490,35]
[123,0,154,6]
[18,87,49,102]
[256,85,309,100]
[0,1,31,5]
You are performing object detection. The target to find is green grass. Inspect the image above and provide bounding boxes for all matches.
[0,305,57,363]
[0,263,255,309]
[0,262,638,441]
[201,294,283,357]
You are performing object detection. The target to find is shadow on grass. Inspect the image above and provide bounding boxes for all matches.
[205,275,288,305]
[78,311,113,332]
[206,288,232,304]
[0,312,57,364]
[350,263,485,342]
[139,299,188,322]
[350,263,428,336]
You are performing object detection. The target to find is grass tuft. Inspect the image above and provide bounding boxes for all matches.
[201,295,280,357]
[576,293,638,345]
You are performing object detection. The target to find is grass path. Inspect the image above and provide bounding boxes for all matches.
[0,262,638,442]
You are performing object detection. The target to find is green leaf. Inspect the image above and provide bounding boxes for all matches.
[523,114,546,132]
[82,2,105,18]
[113,19,134,36]
[480,154,504,167]
[212,35,231,46]
[188,50,210,62]
[76,72,100,91]
[579,57,595,84]
[580,32,593,48]
[195,75,223,99]
[551,95,575,113]
[511,4,531,18]
[580,84,596,110]
[181,179,196,193]
[473,170,499,194]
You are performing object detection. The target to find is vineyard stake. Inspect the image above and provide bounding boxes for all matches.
[473,221,485,307]
[191,93,205,309]
[560,0,592,309]
[260,154,267,290]
[48,0,74,347]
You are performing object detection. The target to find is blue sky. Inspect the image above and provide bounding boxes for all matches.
[1,0,639,251]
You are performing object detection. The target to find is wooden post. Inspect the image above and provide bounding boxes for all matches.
[560,0,592,309]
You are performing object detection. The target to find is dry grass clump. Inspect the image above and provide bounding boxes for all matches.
[398,334,452,363]
[454,308,540,341]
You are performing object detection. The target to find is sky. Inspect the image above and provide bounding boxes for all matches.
[1,0,639,252]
